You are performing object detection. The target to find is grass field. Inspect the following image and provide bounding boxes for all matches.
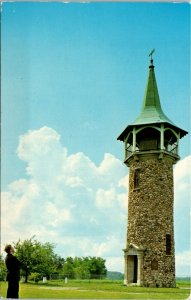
[0,279,190,299]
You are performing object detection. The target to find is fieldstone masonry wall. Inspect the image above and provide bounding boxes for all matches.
[126,153,176,287]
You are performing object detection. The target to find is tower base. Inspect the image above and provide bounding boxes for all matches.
[123,244,176,288]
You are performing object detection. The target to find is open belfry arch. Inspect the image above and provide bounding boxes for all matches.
[117,51,188,288]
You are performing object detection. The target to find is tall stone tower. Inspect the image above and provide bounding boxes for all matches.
[117,53,188,288]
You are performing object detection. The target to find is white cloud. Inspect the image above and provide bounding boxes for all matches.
[106,257,124,273]
[65,176,83,188]
[174,155,191,260]
[45,202,72,227]
[1,126,190,276]
[17,126,63,161]
[174,156,191,206]
[95,188,116,209]
[17,127,67,185]
[1,127,127,266]
[118,175,129,189]
[176,251,191,277]
[174,156,191,187]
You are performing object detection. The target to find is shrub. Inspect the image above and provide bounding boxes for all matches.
[29,272,41,283]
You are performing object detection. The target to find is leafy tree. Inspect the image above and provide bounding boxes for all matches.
[14,236,35,282]
[65,257,74,265]
[63,256,107,279]
[31,242,56,277]
[74,265,90,279]
[0,254,7,281]
[62,261,75,279]
[52,254,65,273]
[11,237,108,281]
[14,237,56,282]
[73,257,82,268]
[83,256,107,279]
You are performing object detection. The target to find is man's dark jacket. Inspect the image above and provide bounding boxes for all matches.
[5,254,21,282]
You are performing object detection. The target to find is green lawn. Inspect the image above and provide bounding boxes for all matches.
[0,280,190,299]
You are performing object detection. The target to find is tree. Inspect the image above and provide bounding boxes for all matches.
[31,242,56,277]
[74,264,90,279]
[63,256,107,279]
[14,237,56,282]
[14,236,35,282]
[62,261,75,279]
[13,237,108,281]
[0,254,7,281]
[83,257,107,279]
[52,254,65,273]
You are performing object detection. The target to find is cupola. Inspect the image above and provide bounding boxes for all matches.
[117,51,188,164]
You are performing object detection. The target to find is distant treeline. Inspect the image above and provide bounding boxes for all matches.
[107,271,124,280]
[176,277,190,282]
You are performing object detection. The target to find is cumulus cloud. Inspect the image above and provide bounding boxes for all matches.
[175,251,191,277]
[96,188,117,209]
[106,257,124,273]
[1,126,190,276]
[1,127,127,265]
[174,155,191,209]
[174,155,190,257]
[17,127,67,185]
[174,156,191,188]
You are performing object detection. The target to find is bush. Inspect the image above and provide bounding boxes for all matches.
[29,272,41,283]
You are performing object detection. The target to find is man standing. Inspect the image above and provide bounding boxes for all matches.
[4,245,21,299]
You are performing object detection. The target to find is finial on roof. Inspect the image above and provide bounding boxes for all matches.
[149,49,155,68]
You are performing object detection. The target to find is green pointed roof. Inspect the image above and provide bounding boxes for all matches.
[117,56,188,141]
[133,59,174,125]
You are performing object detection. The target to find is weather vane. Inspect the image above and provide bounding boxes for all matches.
[149,49,155,60]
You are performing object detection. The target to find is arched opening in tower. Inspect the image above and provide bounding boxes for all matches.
[136,127,160,151]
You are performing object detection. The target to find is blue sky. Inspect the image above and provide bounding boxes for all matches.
[1,2,190,275]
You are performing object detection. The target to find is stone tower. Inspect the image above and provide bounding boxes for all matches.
[117,54,188,288]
